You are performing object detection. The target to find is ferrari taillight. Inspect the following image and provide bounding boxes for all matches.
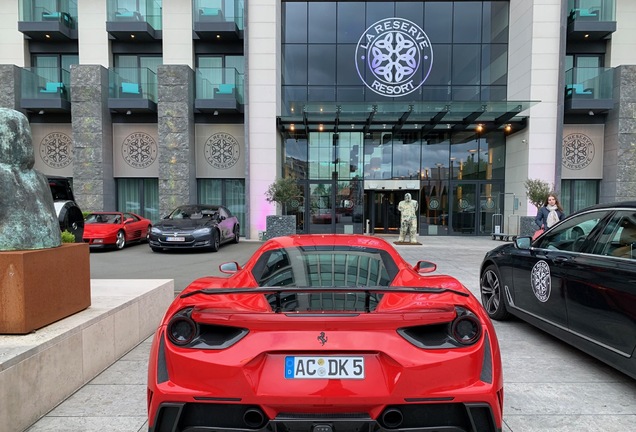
[397,307,482,348]
[451,310,481,345]
[166,307,249,349]
[167,308,197,346]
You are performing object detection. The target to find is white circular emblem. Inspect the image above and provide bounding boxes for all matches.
[562,133,594,170]
[459,198,470,210]
[429,198,440,210]
[355,18,433,98]
[122,132,157,169]
[40,132,72,169]
[484,198,495,209]
[204,132,240,169]
[531,260,551,302]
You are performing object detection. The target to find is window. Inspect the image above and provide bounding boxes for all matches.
[198,179,245,236]
[561,179,599,215]
[592,211,636,259]
[535,210,606,252]
[116,178,159,221]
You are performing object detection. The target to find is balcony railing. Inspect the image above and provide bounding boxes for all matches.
[564,67,614,113]
[567,0,615,22]
[21,67,70,100]
[19,0,78,27]
[196,67,244,103]
[106,0,162,30]
[108,67,157,101]
[20,67,71,112]
[193,0,244,30]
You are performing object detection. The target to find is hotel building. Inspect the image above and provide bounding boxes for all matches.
[1,0,634,239]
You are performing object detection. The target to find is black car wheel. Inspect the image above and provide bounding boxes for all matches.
[116,230,126,250]
[480,265,510,320]
[210,230,220,252]
[58,201,85,242]
[233,226,240,244]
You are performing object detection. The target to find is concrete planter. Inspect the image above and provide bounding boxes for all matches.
[265,215,297,239]
[0,243,91,334]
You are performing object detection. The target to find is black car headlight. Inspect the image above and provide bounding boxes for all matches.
[398,307,482,349]
[193,227,213,236]
[166,308,249,349]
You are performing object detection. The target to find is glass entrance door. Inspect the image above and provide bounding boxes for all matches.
[366,190,418,235]
[450,183,477,235]
[449,181,504,235]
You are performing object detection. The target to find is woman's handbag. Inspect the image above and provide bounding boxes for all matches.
[532,228,544,240]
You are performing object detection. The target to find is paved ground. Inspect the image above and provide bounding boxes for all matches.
[24,236,636,432]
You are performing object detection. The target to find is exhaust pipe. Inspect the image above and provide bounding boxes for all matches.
[244,408,266,428]
[381,408,404,429]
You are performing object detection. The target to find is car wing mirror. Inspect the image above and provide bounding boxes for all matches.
[414,260,437,274]
[515,236,532,250]
[219,261,241,274]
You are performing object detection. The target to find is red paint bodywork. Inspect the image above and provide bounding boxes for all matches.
[83,211,151,248]
[147,235,504,432]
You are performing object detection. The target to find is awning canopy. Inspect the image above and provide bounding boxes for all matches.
[278,100,539,136]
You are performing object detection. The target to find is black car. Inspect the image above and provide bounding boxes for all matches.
[148,204,240,252]
[480,201,636,379]
[47,175,84,242]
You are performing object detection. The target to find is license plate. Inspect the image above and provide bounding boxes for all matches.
[166,237,185,242]
[285,356,364,379]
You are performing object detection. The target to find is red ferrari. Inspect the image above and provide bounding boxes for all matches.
[83,211,152,250]
[147,234,504,432]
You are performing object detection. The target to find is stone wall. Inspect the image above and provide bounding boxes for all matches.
[157,65,196,216]
[70,65,115,212]
[603,65,636,202]
[0,65,20,111]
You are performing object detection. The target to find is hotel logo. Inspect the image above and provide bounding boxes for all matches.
[355,18,433,98]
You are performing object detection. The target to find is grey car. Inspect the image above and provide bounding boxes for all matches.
[148,204,240,252]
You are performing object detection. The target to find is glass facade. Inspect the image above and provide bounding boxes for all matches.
[281,1,509,236]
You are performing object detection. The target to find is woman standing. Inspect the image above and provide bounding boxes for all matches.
[535,193,566,230]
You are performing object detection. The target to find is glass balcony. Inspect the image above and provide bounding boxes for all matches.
[106,0,162,40]
[108,67,158,114]
[195,67,244,113]
[193,0,244,40]
[18,0,78,40]
[567,0,616,42]
[564,67,614,114]
[568,0,615,21]
[20,67,71,112]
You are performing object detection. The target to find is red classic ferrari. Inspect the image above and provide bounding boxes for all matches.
[147,234,504,432]
[83,211,152,250]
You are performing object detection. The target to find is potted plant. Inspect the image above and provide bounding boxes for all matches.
[264,177,301,239]
[524,178,552,211]
[522,178,552,236]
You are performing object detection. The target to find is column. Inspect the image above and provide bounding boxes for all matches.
[70,64,115,212]
[157,65,196,216]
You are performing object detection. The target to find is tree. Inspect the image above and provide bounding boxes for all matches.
[265,177,301,214]
[524,178,552,210]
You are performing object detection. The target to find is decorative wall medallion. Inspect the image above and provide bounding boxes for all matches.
[40,132,72,169]
[429,198,440,210]
[531,260,551,302]
[355,18,433,98]
[562,133,594,170]
[122,132,157,169]
[459,198,470,210]
[204,132,240,169]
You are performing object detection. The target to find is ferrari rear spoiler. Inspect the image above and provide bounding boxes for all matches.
[181,286,469,312]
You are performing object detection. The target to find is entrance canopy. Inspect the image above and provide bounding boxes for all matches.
[278,100,538,137]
